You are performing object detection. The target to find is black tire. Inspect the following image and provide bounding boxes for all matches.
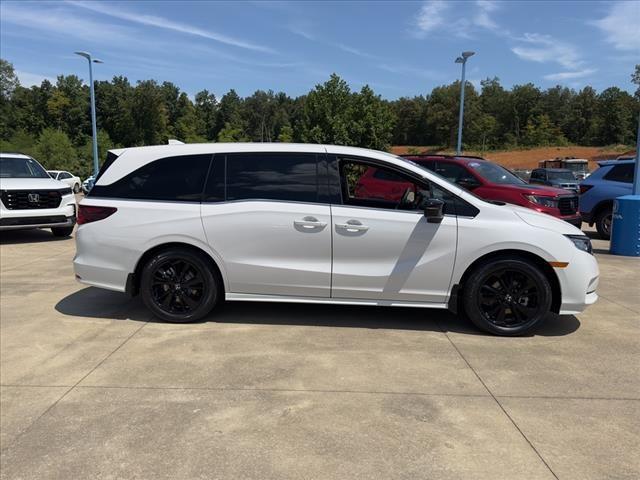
[140,248,220,323]
[51,226,74,237]
[595,208,612,240]
[73,183,80,194]
[462,257,552,336]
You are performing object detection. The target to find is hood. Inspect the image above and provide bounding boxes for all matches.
[512,206,582,235]
[0,177,69,191]
[495,183,570,196]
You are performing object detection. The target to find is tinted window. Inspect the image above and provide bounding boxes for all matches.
[339,159,469,215]
[530,170,543,180]
[203,155,225,202]
[89,154,212,201]
[604,164,634,184]
[372,168,406,182]
[0,157,49,178]
[467,161,525,185]
[226,153,318,202]
[548,171,575,181]
[435,162,475,183]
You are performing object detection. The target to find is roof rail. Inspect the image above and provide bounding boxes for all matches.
[399,153,487,161]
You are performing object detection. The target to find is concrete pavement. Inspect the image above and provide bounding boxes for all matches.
[0,226,638,479]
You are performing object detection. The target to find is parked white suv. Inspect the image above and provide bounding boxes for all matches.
[1,153,77,237]
[47,170,82,193]
[74,144,599,336]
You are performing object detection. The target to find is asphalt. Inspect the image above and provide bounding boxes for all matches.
[0,223,638,479]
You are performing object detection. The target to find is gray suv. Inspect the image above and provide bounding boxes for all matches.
[529,168,579,192]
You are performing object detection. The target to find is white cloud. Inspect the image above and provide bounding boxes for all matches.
[413,0,504,38]
[592,1,640,51]
[511,33,583,70]
[415,0,449,36]
[543,69,598,81]
[66,0,276,54]
[0,3,136,45]
[474,0,499,31]
[15,70,53,87]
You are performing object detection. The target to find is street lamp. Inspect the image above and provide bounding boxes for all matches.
[455,51,475,155]
[75,51,103,178]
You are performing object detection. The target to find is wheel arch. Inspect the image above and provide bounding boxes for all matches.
[128,242,227,298]
[450,249,561,315]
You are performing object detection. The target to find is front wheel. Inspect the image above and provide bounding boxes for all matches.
[462,257,552,336]
[140,248,220,323]
[51,226,74,237]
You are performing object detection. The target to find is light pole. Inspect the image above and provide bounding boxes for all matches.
[455,51,475,155]
[75,51,103,178]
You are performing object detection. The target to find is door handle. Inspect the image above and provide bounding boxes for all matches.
[336,220,369,232]
[294,216,327,229]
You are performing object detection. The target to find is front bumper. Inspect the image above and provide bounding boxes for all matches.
[0,194,76,231]
[0,215,75,230]
[556,251,599,315]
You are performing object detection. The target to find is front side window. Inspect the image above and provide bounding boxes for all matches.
[89,154,212,201]
[604,164,634,184]
[0,157,50,179]
[467,161,525,185]
[434,162,477,183]
[225,153,318,203]
[339,159,458,213]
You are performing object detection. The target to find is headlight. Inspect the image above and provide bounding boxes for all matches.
[524,195,558,208]
[59,188,73,196]
[565,234,593,254]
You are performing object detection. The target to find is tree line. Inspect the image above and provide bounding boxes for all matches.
[1,59,638,178]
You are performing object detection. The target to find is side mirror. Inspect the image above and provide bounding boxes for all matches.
[423,198,445,223]
[458,178,480,190]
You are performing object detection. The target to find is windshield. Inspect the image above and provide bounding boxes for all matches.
[564,162,587,173]
[0,157,50,178]
[548,171,576,181]
[467,161,525,185]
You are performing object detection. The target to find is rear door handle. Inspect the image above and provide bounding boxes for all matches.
[336,220,369,232]
[294,216,327,229]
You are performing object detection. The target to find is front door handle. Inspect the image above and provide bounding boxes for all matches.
[294,216,327,229]
[335,220,369,232]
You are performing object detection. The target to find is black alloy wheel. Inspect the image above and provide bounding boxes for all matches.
[595,209,612,240]
[463,257,552,336]
[140,248,220,323]
[151,258,205,314]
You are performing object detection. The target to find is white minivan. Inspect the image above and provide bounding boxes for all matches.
[74,144,599,336]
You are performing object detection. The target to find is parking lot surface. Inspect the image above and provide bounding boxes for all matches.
[1,226,638,479]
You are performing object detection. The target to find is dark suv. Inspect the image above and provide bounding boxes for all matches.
[529,168,579,192]
[396,155,581,227]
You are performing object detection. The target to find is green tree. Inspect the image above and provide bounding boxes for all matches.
[277,124,294,142]
[217,121,249,142]
[131,80,168,145]
[302,74,354,145]
[194,89,218,140]
[34,128,78,171]
[351,85,396,150]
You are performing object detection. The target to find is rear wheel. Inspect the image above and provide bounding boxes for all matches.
[51,226,74,237]
[462,257,552,336]
[595,208,612,240]
[140,248,220,323]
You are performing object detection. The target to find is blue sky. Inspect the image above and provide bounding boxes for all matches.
[1,1,638,99]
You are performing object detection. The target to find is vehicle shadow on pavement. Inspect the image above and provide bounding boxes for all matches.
[0,229,73,245]
[56,286,581,337]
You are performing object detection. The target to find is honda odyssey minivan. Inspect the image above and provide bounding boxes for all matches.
[74,144,599,336]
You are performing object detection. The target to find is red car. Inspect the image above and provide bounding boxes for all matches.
[356,155,581,227]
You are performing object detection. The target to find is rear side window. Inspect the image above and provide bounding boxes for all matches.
[90,154,212,201]
[603,164,634,184]
[225,153,318,203]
